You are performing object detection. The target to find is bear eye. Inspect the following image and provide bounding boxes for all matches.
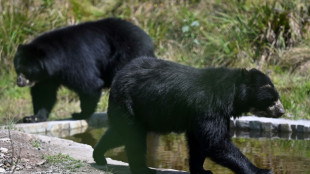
[254,98,276,110]
[261,100,273,108]
[21,69,33,79]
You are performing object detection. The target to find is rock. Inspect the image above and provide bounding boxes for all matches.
[261,122,273,132]
[236,120,249,130]
[304,126,310,133]
[0,138,10,142]
[249,121,261,130]
[0,148,8,153]
[36,160,46,166]
[291,125,297,132]
[0,167,5,173]
[297,125,304,132]
[279,124,291,132]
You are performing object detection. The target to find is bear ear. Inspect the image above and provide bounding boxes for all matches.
[249,68,260,73]
[247,68,263,82]
[241,68,251,83]
[17,44,45,57]
[27,44,46,57]
[241,68,249,75]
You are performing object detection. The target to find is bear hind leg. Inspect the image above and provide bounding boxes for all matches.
[72,91,101,120]
[93,128,123,165]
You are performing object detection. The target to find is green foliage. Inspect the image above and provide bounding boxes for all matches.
[43,153,84,171]
[32,140,41,149]
[0,0,309,121]
[272,72,310,119]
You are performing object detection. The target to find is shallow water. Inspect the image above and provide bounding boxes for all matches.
[65,128,310,174]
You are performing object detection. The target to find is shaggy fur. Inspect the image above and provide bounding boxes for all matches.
[93,57,285,174]
[14,18,155,123]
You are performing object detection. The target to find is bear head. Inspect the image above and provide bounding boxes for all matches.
[14,44,46,87]
[238,68,285,118]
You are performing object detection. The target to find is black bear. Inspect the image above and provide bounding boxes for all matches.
[93,57,285,174]
[14,18,155,123]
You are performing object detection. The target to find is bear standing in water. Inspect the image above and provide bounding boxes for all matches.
[93,57,285,174]
[14,18,155,123]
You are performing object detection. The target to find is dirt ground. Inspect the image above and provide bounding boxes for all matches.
[0,129,188,174]
[0,129,107,174]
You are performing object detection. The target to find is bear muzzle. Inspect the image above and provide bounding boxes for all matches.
[268,99,285,117]
[250,99,285,118]
[17,74,36,87]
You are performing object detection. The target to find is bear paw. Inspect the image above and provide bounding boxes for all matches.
[93,155,107,166]
[93,148,107,166]
[72,113,90,120]
[22,116,46,123]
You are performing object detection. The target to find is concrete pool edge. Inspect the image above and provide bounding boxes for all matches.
[1,113,310,135]
[231,116,310,133]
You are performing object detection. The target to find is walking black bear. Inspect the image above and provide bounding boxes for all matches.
[93,57,285,174]
[14,18,155,123]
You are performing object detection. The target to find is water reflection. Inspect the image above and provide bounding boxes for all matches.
[65,128,310,174]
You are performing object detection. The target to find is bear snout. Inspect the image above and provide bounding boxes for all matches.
[249,99,285,118]
[17,74,36,87]
[17,74,29,87]
[269,99,285,118]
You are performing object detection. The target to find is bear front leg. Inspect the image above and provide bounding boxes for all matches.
[23,82,59,123]
[186,131,213,174]
[208,138,272,174]
[72,91,101,120]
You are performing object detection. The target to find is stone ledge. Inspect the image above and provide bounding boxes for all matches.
[231,116,310,134]
[1,114,310,136]
[0,120,88,137]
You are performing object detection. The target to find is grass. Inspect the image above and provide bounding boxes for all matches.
[272,71,310,119]
[32,140,41,149]
[42,153,84,172]
[0,0,309,122]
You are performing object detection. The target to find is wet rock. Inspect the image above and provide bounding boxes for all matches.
[304,126,310,133]
[297,125,304,132]
[236,120,249,130]
[291,125,297,132]
[249,121,261,130]
[261,122,273,132]
[279,124,291,132]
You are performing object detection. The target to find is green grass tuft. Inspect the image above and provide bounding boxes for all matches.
[43,153,84,172]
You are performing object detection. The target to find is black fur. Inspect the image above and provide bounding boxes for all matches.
[14,18,155,123]
[93,57,283,174]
